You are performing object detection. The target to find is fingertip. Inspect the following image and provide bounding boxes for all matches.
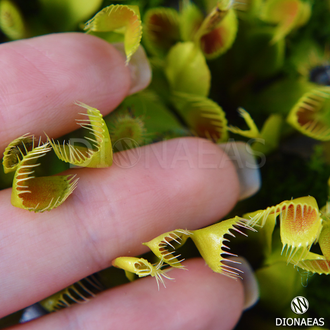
[177,258,244,330]
[17,259,244,330]
[0,33,131,151]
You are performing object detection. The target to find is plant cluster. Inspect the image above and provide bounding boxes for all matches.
[2,0,330,328]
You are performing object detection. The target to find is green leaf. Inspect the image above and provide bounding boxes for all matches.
[180,3,238,59]
[143,7,180,56]
[172,92,228,142]
[40,275,103,312]
[180,3,204,42]
[108,111,146,151]
[84,4,142,64]
[287,87,330,141]
[198,9,238,59]
[165,42,211,97]
[256,260,302,311]
[143,229,191,269]
[38,0,103,31]
[47,102,113,168]
[260,0,311,43]
[252,114,283,155]
[296,252,330,275]
[3,134,34,174]
[112,257,172,289]
[0,0,26,40]
[191,217,255,278]
[278,196,322,264]
[110,90,182,140]
[319,222,330,260]
[10,140,78,212]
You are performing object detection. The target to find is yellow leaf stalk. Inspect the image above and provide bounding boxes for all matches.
[143,229,191,269]
[228,108,261,139]
[228,109,283,155]
[112,257,173,289]
[47,102,112,168]
[40,275,103,312]
[84,4,142,64]
[6,135,78,212]
[190,217,256,279]
[287,87,330,141]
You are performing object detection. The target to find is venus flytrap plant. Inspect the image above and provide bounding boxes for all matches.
[112,257,173,289]
[171,92,228,142]
[165,41,211,97]
[186,1,238,59]
[38,218,255,310]
[259,0,311,44]
[247,196,323,264]
[3,135,78,212]
[319,220,330,260]
[293,250,330,275]
[228,108,283,154]
[3,1,330,326]
[278,197,322,264]
[110,218,256,288]
[143,7,181,57]
[47,102,113,168]
[287,87,330,141]
[190,217,256,279]
[143,0,241,62]
[292,207,330,275]
[0,0,27,40]
[164,43,232,143]
[84,4,142,64]
[3,134,35,174]
[40,275,103,312]
[108,110,146,150]
[143,229,191,269]
[228,108,260,139]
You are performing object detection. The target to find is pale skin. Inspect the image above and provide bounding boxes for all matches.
[0,33,244,330]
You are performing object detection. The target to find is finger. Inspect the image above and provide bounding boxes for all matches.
[15,259,245,330]
[0,32,133,154]
[0,138,240,317]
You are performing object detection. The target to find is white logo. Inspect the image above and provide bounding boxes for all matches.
[290,296,309,315]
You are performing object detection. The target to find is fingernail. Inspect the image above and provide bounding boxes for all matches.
[219,141,261,200]
[230,256,259,310]
[112,43,152,95]
[19,303,47,323]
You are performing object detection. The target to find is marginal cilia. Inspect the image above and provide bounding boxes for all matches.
[2,102,112,212]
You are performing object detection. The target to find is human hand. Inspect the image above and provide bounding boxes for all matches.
[0,33,258,330]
